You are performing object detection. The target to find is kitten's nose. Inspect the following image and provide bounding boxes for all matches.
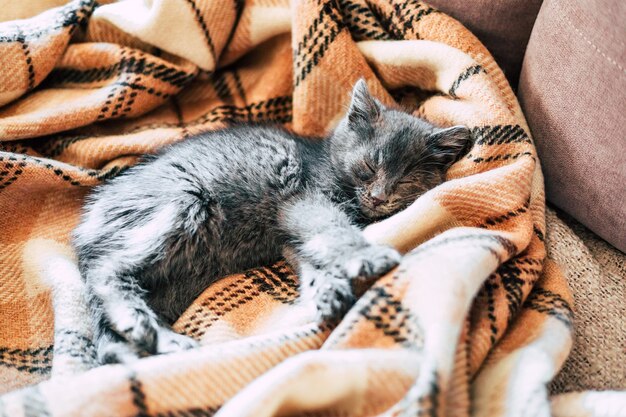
[370,189,387,207]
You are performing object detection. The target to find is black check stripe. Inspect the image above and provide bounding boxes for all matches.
[194,96,293,125]
[293,1,336,60]
[183,0,217,62]
[96,78,161,121]
[47,63,194,89]
[510,257,543,268]
[97,82,120,121]
[499,258,541,325]
[231,70,247,103]
[449,65,485,98]
[0,154,28,190]
[364,2,403,40]
[480,200,530,227]
[358,287,424,348]
[0,0,94,43]
[25,156,85,186]
[16,30,36,90]
[182,275,260,339]
[471,125,531,146]
[250,264,299,304]
[468,151,534,164]
[481,273,500,346]
[155,406,220,417]
[0,345,53,374]
[88,165,131,181]
[0,152,131,188]
[339,0,392,41]
[128,371,150,417]
[389,1,437,40]
[293,1,346,87]
[121,96,292,133]
[211,70,233,103]
[46,53,196,89]
[223,0,245,56]
[477,254,544,349]
[525,288,574,329]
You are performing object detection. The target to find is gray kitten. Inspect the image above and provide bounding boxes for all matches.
[73,80,472,364]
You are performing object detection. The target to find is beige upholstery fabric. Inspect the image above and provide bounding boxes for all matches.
[546,208,626,392]
[518,0,626,252]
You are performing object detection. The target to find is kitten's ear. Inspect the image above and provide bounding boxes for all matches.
[347,79,383,129]
[426,125,473,167]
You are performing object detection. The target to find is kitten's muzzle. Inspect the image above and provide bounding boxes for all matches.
[370,195,386,208]
[369,187,387,208]
[356,186,392,218]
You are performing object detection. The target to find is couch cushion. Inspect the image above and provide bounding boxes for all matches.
[427,0,543,88]
[518,0,626,252]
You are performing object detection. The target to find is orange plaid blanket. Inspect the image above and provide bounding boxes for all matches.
[1,1,617,416]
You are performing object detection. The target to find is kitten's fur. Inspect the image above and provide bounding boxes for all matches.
[73,80,472,364]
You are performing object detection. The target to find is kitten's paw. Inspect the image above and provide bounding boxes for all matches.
[344,245,401,279]
[307,245,400,322]
[313,273,356,322]
[98,341,141,365]
[112,308,160,354]
[156,329,199,355]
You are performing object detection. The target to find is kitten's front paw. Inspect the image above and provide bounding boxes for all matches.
[308,245,400,323]
[344,244,401,280]
[313,272,356,322]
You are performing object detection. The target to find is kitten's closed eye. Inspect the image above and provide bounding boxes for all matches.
[354,160,376,181]
[397,178,415,186]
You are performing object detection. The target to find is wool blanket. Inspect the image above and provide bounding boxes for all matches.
[0,1,623,416]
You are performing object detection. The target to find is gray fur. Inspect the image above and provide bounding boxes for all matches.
[73,80,472,363]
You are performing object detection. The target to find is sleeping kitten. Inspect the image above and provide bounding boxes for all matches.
[73,80,472,364]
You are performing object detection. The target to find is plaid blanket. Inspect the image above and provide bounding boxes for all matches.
[1,0,622,416]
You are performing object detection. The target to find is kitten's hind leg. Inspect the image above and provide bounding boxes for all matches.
[87,270,198,358]
[89,297,141,364]
[97,327,141,364]
[76,201,201,358]
[96,317,196,364]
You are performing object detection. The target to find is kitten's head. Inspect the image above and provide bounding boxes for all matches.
[330,79,472,220]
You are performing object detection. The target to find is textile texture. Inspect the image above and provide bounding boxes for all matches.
[546,208,626,393]
[0,1,620,416]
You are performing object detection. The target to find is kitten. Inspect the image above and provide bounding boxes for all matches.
[73,80,472,364]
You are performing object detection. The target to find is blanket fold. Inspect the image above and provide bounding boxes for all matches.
[0,0,616,416]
